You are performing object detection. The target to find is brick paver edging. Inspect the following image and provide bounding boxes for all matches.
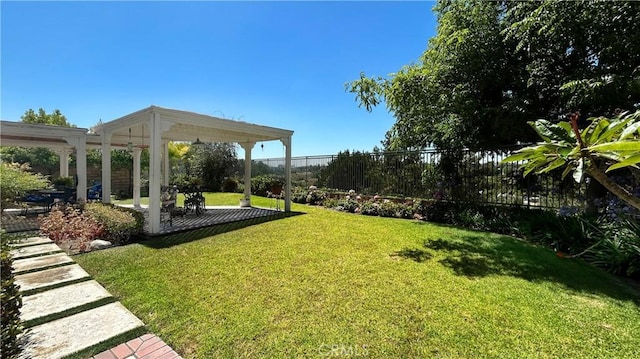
[91,333,182,359]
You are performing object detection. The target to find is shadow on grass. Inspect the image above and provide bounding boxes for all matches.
[391,248,433,262]
[408,235,639,304]
[139,211,304,249]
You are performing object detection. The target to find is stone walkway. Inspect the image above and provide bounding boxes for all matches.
[10,236,182,359]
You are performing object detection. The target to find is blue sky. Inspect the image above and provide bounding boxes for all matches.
[1,1,437,158]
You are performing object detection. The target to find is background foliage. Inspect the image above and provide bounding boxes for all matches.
[348,0,640,152]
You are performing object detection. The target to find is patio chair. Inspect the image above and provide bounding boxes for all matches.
[161,186,179,226]
[269,184,283,211]
[87,183,102,201]
[184,186,205,216]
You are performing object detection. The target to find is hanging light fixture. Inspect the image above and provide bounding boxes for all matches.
[127,128,133,152]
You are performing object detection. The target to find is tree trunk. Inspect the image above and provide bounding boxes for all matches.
[587,164,640,211]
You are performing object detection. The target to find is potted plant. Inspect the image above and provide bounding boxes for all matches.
[52,176,73,190]
[239,195,250,207]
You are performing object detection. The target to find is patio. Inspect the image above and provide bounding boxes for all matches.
[122,204,292,236]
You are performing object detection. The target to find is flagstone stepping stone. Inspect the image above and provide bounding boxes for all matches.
[10,243,62,259]
[16,264,90,292]
[10,236,52,248]
[21,280,113,323]
[13,253,73,274]
[19,302,145,359]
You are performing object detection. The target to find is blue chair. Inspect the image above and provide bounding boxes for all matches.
[87,183,102,201]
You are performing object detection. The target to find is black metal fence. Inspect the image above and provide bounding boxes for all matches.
[254,147,588,210]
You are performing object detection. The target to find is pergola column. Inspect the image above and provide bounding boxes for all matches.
[76,136,87,201]
[101,132,112,203]
[148,112,162,233]
[240,142,255,207]
[132,148,142,208]
[162,140,170,186]
[55,148,72,178]
[281,136,292,212]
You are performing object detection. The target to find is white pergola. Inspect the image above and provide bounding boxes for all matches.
[1,106,294,234]
[0,121,89,199]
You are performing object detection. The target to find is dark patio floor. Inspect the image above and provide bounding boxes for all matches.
[121,205,287,236]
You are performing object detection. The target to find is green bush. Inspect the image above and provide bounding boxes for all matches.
[222,178,238,193]
[84,203,141,245]
[335,199,359,213]
[251,175,283,197]
[0,162,50,211]
[583,217,640,278]
[1,231,23,359]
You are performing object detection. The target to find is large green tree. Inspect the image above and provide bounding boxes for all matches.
[186,143,238,191]
[348,0,640,152]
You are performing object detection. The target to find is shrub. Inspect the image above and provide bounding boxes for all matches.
[84,203,140,245]
[335,199,359,213]
[583,216,640,278]
[251,175,284,197]
[414,200,457,223]
[322,198,339,209]
[0,162,50,211]
[1,231,23,359]
[39,206,104,252]
[305,190,327,205]
[359,201,380,216]
[222,178,238,193]
[291,188,308,204]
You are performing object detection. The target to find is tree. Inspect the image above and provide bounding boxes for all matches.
[502,111,640,211]
[20,108,74,127]
[186,143,238,191]
[0,162,50,211]
[347,0,640,152]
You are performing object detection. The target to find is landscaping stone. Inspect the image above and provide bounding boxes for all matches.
[12,253,73,274]
[10,243,62,259]
[10,236,52,248]
[21,280,112,323]
[15,264,90,292]
[19,302,145,359]
[90,239,113,250]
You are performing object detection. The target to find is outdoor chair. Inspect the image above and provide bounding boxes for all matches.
[183,186,205,216]
[161,186,180,226]
[87,183,102,201]
[269,184,283,211]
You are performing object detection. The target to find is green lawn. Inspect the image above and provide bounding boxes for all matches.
[76,194,640,358]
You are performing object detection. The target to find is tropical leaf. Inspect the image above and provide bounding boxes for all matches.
[605,154,640,172]
[598,117,632,142]
[523,156,553,176]
[557,122,576,141]
[619,121,640,140]
[529,120,574,143]
[584,117,609,145]
[537,157,566,174]
[589,141,640,152]
[502,150,541,162]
